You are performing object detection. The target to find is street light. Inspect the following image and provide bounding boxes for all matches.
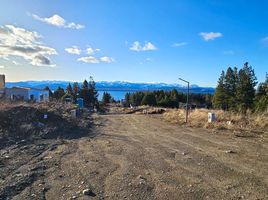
[179,78,190,123]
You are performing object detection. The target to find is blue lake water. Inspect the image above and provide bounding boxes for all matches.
[98,90,134,101]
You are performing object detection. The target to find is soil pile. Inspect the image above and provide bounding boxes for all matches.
[0,103,92,148]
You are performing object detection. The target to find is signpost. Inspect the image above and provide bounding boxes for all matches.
[179,78,190,123]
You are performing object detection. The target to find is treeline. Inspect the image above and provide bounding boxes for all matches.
[44,76,99,108]
[124,89,212,108]
[101,92,117,105]
[213,62,268,112]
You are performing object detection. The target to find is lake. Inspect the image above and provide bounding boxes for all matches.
[98,90,134,101]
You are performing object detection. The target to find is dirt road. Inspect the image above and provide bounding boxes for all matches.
[1,113,268,199]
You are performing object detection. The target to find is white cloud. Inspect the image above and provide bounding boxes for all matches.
[100,56,115,63]
[86,47,100,55]
[0,65,4,69]
[130,41,157,52]
[77,56,99,63]
[77,55,115,64]
[31,14,85,29]
[200,32,223,41]
[65,46,81,55]
[146,57,152,61]
[172,42,188,47]
[143,42,157,51]
[0,25,57,67]
[76,46,113,64]
[130,41,142,51]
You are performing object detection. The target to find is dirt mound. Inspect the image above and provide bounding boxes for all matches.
[0,103,93,148]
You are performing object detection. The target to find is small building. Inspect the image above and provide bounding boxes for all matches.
[0,74,49,102]
[5,87,49,102]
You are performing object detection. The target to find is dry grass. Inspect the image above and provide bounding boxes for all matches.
[163,108,268,132]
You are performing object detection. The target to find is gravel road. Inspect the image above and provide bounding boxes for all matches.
[1,113,267,200]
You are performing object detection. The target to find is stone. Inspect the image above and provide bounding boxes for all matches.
[83,189,96,197]
[138,175,146,180]
[225,150,236,154]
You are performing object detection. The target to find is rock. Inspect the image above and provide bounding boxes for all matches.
[42,186,49,192]
[225,150,236,154]
[83,189,96,197]
[138,175,146,180]
[71,196,77,199]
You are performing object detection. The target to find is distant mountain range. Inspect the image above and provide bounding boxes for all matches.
[5,81,215,94]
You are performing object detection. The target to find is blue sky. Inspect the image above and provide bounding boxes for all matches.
[0,0,268,86]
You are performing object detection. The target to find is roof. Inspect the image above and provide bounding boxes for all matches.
[7,86,48,92]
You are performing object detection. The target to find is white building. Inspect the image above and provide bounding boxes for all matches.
[0,74,49,102]
[5,87,49,102]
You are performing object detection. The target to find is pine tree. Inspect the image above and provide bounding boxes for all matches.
[124,93,131,107]
[237,62,258,112]
[212,71,228,110]
[130,92,144,106]
[254,73,268,112]
[44,86,53,100]
[141,93,157,106]
[66,83,73,95]
[102,92,112,105]
[224,67,239,111]
[88,76,99,109]
[53,87,65,100]
[79,80,90,107]
[72,82,80,103]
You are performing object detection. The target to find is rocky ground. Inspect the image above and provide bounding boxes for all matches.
[0,104,267,199]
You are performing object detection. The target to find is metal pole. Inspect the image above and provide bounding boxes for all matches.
[179,78,190,123]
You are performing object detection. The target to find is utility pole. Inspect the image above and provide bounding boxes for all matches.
[179,78,190,123]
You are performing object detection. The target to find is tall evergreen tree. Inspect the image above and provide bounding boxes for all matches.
[44,86,53,100]
[72,82,80,103]
[66,83,73,96]
[88,76,99,109]
[124,93,131,107]
[53,87,65,100]
[80,80,90,106]
[237,62,258,112]
[212,71,228,110]
[224,67,239,111]
[254,73,268,112]
[141,93,157,106]
[102,92,112,105]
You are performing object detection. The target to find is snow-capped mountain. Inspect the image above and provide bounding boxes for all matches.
[5,81,215,94]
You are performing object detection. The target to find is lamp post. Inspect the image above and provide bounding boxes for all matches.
[179,78,190,123]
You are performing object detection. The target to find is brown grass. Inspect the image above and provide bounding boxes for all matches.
[163,108,268,132]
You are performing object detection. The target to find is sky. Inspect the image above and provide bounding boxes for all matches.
[0,0,268,87]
